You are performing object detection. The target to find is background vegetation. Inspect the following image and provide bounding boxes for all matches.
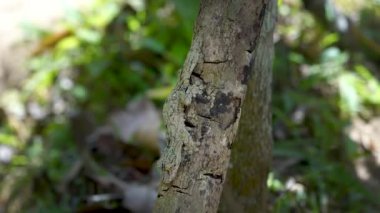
[0,0,380,212]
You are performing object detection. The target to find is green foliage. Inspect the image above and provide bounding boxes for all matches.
[271,0,380,211]
[0,0,199,211]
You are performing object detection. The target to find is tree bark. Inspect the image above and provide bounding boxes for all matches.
[220,0,275,212]
[155,0,276,212]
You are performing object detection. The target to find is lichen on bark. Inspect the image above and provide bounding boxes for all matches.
[155,0,275,212]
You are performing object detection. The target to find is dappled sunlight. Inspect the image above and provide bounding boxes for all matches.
[271,0,380,211]
[348,117,380,189]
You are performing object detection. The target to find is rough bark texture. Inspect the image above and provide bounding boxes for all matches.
[220,0,276,212]
[155,0,275,212]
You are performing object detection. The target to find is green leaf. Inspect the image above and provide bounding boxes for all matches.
[338,74,361,115]
[320,33,339,48]
[76,29,102,43]
[0,133,19,147]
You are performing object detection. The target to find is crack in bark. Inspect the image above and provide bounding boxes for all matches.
[172,184,189,190]
[203,59,229,64]
[196,113,224,127]
[197,113,212,120]
[203,173,224,184]
[175,190,191,195]
[184,120,196,128]
[190,72,205,85]
[172,184,191,196]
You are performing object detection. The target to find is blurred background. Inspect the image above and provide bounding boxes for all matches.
[0,0,379,212]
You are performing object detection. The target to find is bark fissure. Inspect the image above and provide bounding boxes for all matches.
[175,190,191,196]
[190,72,205,85]
[203,173,224,183]
[203,59,229,64]
[184,120,196,128]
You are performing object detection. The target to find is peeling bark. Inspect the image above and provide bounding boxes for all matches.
[155,0,276,212]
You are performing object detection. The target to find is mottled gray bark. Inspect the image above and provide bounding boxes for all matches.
[220,0,276,212]
[155,0,275,212]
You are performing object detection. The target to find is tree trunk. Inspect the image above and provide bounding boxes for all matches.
[155,0,276,212]
[220,0,275,212]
